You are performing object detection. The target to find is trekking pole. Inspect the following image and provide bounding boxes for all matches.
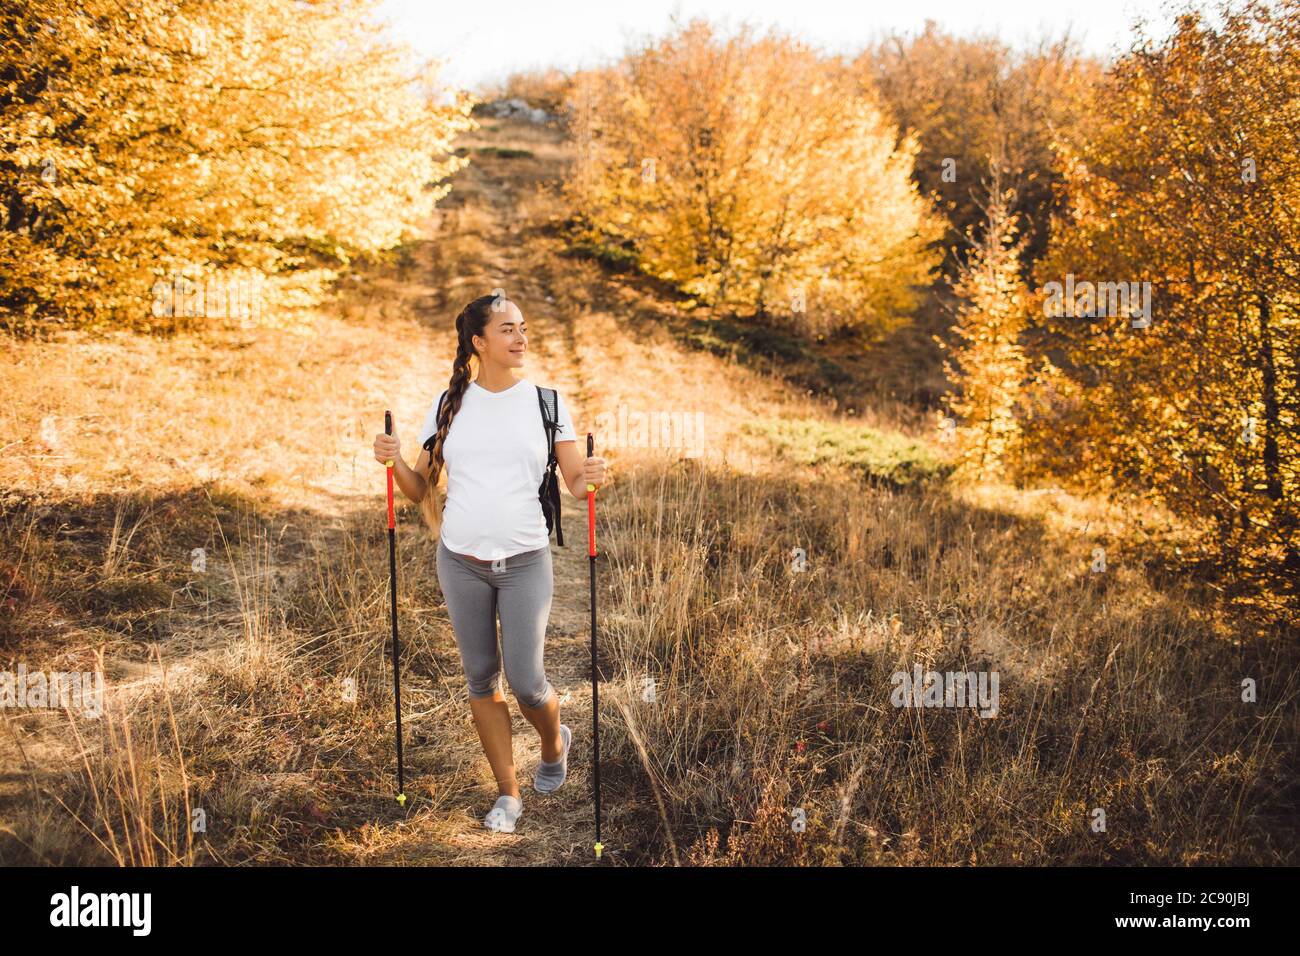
[384,410,407,808]
[586,431,602,859]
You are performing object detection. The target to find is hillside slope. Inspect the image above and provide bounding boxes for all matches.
[1,111,1293,867]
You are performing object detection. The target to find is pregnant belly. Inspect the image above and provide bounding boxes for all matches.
[442,495,544,548]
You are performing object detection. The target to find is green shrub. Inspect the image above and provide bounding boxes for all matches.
[742,417,951,488]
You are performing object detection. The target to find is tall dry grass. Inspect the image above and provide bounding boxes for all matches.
[593,458,1298,865]
[54,647,195,866]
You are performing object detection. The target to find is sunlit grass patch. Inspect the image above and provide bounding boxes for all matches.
[742,416,952,488]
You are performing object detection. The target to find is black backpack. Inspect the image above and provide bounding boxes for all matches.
[423,384,565,546]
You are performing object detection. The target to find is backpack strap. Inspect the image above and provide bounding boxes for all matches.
[421,389,448,461]
[536,386,564,546]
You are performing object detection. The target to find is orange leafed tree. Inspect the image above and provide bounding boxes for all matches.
[1,0,476,333]
[858,22,1099,271]
[563,18,943,338]
[943,169,1031,479]
[1035,0,1299,576]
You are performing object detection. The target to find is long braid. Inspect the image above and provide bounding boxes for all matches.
[418,293,507,534]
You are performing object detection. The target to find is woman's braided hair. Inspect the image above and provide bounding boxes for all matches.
[419,293,508,534]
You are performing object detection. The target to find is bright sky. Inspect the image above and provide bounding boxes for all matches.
[376,0,1185,95]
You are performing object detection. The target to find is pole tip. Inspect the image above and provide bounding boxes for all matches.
[396,792,407,807]
[594,842,603,859]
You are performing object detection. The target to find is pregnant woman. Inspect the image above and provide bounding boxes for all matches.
[373,293,606,834]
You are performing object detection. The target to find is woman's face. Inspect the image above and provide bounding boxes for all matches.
[473,301,527,368]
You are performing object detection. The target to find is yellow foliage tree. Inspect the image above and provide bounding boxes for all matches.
[859,22,1099,268]
[1037,1,1299,576]
[1,0,475,333]
[943,170,1030,478]
[564,18,943,338]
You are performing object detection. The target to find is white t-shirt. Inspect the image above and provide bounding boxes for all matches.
[417,378,576,561]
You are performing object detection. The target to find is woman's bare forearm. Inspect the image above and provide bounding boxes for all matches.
[392,456,428,504]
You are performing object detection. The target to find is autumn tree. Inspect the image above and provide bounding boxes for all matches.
[0,0,475,333]
[858,22,1099,271]
[1035,0,1299,576]
[564,17,943,338]
[943,169,1031,478]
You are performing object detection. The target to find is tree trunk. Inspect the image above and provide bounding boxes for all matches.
[1257,290,1283,503]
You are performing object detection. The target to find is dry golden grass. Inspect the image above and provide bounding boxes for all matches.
[598,461,1297,864]
[0,113,1294,867]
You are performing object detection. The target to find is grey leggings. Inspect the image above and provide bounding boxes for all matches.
[435,538,556,708]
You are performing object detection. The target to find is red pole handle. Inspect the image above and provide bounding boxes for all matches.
[384,410,396,530]
[586,432,597,557]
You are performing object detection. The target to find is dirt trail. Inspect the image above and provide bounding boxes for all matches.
[361,119,624,866]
